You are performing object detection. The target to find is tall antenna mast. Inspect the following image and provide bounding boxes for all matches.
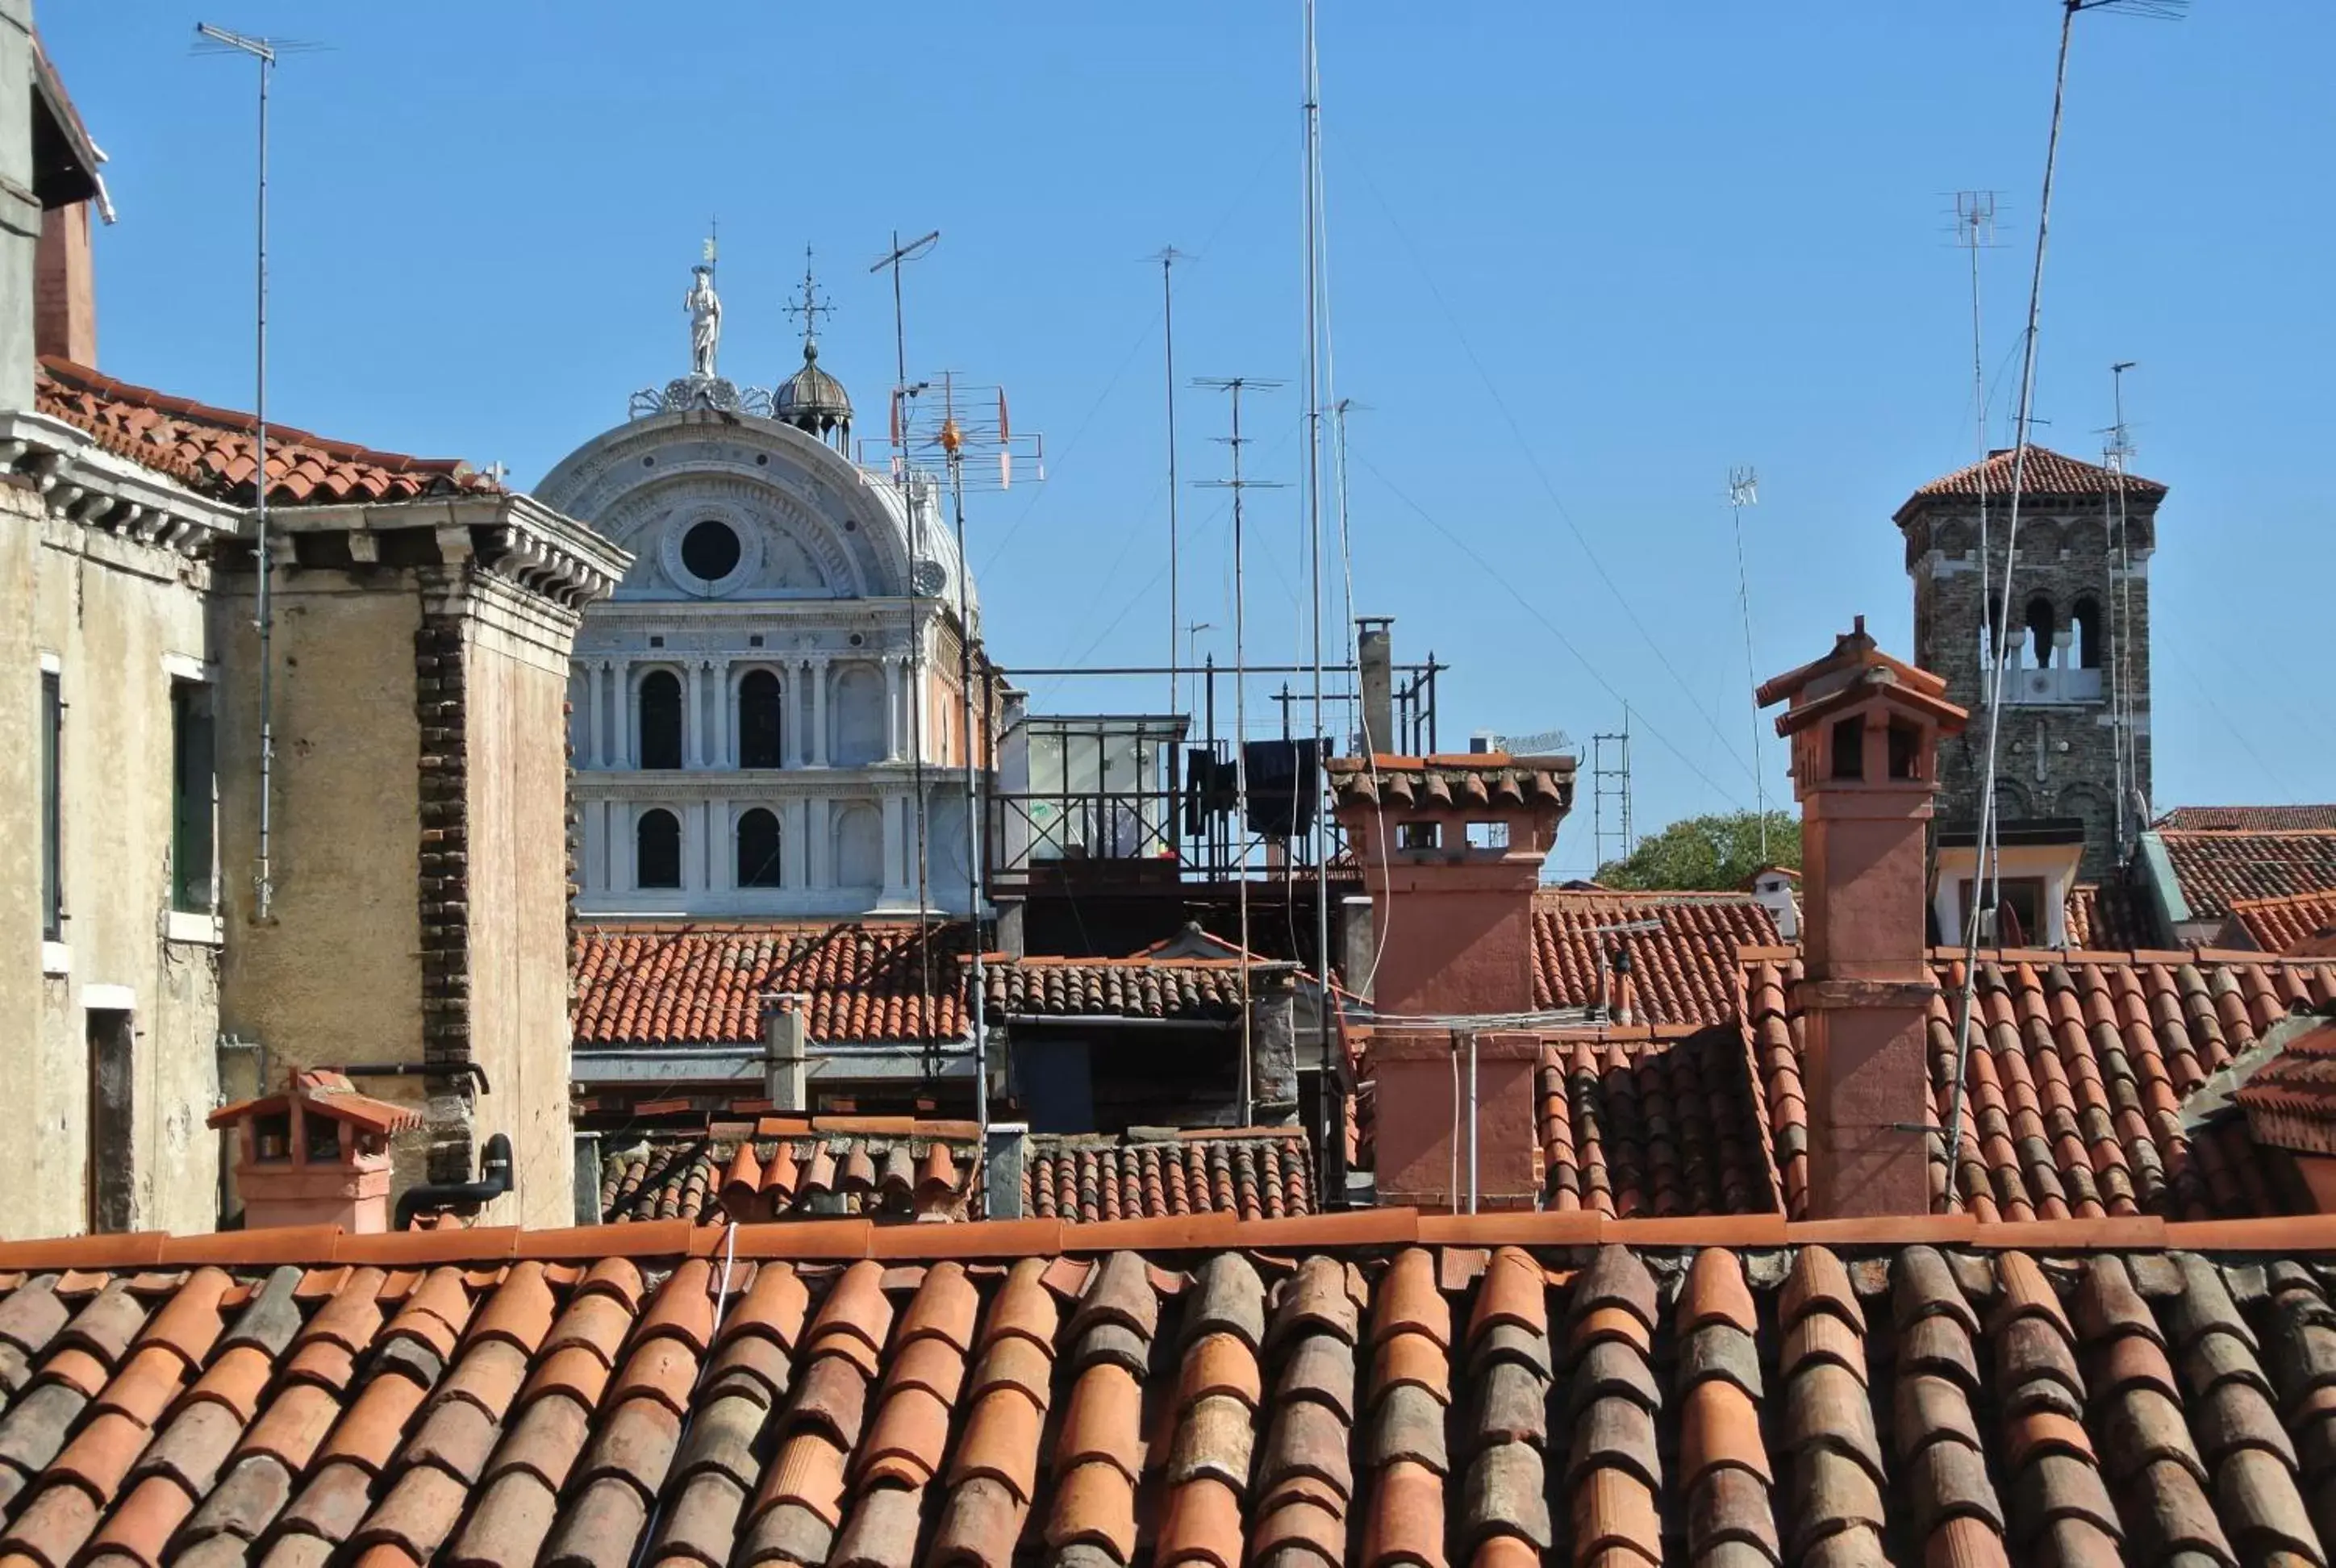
[194,21,298,922]
[1300,0,1335,1141]
[1152,246,1187,715]
[1944,0,2179,1208]
[1196,376,1286,1126]
[2104,359,2139,858]
[1726,466,1767,861]
[870,229,941,1041]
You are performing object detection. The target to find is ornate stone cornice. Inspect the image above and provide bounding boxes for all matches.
[0,408,242,557]
[264,493,633,608]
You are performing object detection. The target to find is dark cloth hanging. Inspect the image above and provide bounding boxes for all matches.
[1243,738,1322,840]
[1184,749,1239,836]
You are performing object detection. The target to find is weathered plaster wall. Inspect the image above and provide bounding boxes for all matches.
[459,578,586,1228]
[212,572,432,1189]
[0,483,222,1237]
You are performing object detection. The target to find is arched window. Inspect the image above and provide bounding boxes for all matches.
[2072,596,2102,670]
[737,669,784,769]
[638,670,683,770]
[2025,596,2056,669]
[636,808,682,889]
[736,807,784,888]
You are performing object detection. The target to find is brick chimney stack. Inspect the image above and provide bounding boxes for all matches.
[1757,619,1967,1217]
[1329,753,1573,1212]
[35,201,94,365]
[208,1071,423,1232]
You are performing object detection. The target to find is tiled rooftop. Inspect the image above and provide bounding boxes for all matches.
[1324,753,1572,813]
[1532,889,1779,1028]
[9,1224,2336,1567]
[2064,880,2155,952]
[1747,952,2336,1222]
[1535,1027,1779,1216]
[33,357,500,508]
[2160,805,2336,832]
[2160,829,2336,922]
[1898,443,2165,513]
[2230,890,2336,956]
[2238,1023,2336,1158]
[600,1120,981,1225]
[1022,1132,1313,1224]
[572,924,972,1048]
[981,959,1261,1024]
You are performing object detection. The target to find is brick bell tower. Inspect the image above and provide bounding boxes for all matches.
[1895,447,2164,877]
[1758,620,1968,1218]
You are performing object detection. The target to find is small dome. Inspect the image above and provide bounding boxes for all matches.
[774,341,852,435]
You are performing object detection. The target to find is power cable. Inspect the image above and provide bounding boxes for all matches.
[1349,158,1761,789]
[1351,452,1754,811]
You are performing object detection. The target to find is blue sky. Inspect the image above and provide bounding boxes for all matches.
[44,2,2336,878]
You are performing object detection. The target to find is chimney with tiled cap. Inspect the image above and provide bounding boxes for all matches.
[207,1070,422,1232]
[1758,617,1967,1217]
[1329,749,1573,1211]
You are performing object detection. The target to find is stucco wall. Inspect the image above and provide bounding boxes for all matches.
[461,584,586,1228]
[0,483,223,1237]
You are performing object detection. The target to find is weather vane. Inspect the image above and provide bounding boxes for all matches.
[786,246,834,352]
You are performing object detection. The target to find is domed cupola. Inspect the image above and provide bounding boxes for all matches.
[776,249,852,451]
[775,340,853,448]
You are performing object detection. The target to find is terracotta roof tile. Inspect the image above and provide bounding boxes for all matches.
[2160,830,2336,922]
[1898,444,2166,514]
[2230,890,2336,956]
[2064,882,2154,951]
[10,1230,2336,1562]
[2160,805,2336,832]
[1533,889,1780,1027]
[1325,753,1574,814]
[1023,1131,1314,1224]
[31,357,499,507]
[600,1126,981,1226]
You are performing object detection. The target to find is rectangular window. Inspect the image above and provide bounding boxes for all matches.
[1466,820,1510,850]
[41,670,62,940]
[171,680,216,914]
[1960,877,2046,948]
[87,1008,134,1232]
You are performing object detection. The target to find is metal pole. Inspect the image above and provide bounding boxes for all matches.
[1466,1028,1479,1214]
[953,450,987,1149]
[1231,380,1253,1124]
[1947,0,2081,1199]
[1162,252,1183,717]
[1302,0,1333,1133]
[252,43,273,920]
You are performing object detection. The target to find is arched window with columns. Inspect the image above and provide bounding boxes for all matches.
[637,669,684,770]
[737,669,784,769]
[736,807,784,887]
[2025,596,2056,669]
[2072,597,2103,670]
[636,807,682,889]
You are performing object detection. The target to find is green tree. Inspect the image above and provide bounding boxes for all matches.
[1592,810,1800,891]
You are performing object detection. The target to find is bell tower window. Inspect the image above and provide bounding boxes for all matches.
[638,670,683,770]
[738,669,784,769]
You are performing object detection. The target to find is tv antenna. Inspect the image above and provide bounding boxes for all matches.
[1150,246,1188,716]
[1726,465,1768,862]
[2101,360,2142,857]
[194,21,322,922]
[1195,376,1286,1125]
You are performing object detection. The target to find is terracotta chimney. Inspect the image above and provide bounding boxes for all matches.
[1757,619,1967,1216]
[1364,1028,1541,1211]
[1327,753,1574,1020]
[35,202,94,365]
[208,1070,422,1232]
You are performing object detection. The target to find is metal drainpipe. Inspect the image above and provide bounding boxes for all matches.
[1465,1028,1479,1215]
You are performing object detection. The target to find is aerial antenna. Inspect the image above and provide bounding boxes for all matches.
[1591,715,1634,873]
[194,21,320,922]
[1299,0,1338,1160]
[1150,246,1188,716]
[1945,0,2181,1210]
[2102,360,2141,857]
[1726,465,1768,863]
[1196,376,1287,1126]
[868,227,942,1059]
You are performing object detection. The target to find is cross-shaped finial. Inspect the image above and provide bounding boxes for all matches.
[786,245,834,351]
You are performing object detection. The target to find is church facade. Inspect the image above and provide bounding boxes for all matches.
[538,265,987,919]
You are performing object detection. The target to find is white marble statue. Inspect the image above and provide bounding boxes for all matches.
[686,265,722,377]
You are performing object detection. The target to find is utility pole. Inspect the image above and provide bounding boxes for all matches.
[1727,465,1766,863]
[1153,247,1187,716]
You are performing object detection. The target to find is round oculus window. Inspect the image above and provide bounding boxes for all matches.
[681,519,741,582]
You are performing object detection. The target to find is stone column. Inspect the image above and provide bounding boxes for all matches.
[586,661,606,768]
[713,658,732,769]
[788,797,811,889]
[686,661,707,768]
[881,791,908,903]
[614,660,634,766]
[883,655,904,762]
[785,659,807,769]
[811,657,832,767]
[708,802,732,893]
